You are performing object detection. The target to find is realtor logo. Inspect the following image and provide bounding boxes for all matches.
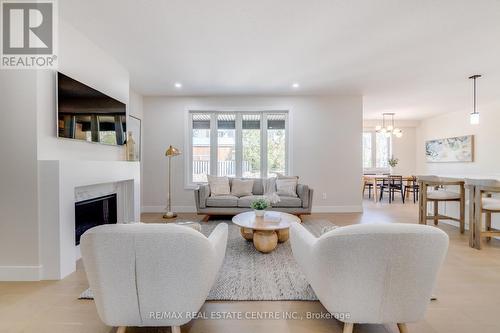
[1,0,57,68]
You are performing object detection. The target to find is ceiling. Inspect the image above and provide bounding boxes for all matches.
[60,0,500,119]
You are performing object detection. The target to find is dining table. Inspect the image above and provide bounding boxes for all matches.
[362,175,414,203]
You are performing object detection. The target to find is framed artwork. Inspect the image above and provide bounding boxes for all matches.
[127,115,141,161]
[425,135,474,163]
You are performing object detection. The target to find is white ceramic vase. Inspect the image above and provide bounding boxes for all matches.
[254,209,265,217]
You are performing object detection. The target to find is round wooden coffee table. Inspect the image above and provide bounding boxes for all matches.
[232,211,301,253]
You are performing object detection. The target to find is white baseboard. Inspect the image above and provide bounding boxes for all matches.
[312,205,363,213]
[142,206,197,213]
[0,265,42,281]
[142,205,363,214]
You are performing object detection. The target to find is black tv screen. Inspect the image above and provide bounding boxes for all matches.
[57,72,127,145]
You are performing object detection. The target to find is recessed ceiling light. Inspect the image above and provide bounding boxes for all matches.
[292,82,300,89]
[174,82,182,88]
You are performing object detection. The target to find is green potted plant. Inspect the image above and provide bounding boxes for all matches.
[388,156,399,174]
[251,198,269,217]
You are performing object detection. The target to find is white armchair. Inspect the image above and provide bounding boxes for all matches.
[81,222,228,333]
[290,223,448,333]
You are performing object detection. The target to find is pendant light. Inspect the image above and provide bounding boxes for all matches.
[469,74,481,125]
[375,113,403,138]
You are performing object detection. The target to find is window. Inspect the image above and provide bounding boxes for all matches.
[362,132,372,168]
[188,111,288,185]
[217,114,236,177]
[375,132,391,168]
[267,114,286,177]
[242,114,261,178]
[192,113,211,183]
[362,131,392,169]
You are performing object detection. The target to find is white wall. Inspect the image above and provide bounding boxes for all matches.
[416,109,500,176]
[416,106,500,230]
[129,90,144,119]
[142,95,363,213]
[391,127,417,176]
[0,72,41,280]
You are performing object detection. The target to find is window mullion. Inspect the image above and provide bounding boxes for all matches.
[285,112,289,175]
[210,113,218,176]
[388,136,392,158]
[371,132,376,168]
[188,112,193,184]
[235,113,243,177]
[261,113,268,178]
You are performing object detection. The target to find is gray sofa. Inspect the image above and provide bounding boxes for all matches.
[194,178,313,215]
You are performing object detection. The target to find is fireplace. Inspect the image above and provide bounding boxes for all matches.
[75,194,117,245]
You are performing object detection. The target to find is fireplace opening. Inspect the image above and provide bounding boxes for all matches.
[75,194,117,245]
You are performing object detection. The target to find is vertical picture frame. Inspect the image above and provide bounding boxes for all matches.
[128,115,142,161]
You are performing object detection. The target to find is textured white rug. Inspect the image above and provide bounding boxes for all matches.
[79,219,337,301]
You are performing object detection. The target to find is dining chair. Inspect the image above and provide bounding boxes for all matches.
[404,176,420,204]
[380,175,405,203]
[363,174,381,199]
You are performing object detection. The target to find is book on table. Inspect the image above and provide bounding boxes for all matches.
[264,211,281,223]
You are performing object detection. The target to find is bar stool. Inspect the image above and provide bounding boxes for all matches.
[418,176,465,233]
[465,179,500,249]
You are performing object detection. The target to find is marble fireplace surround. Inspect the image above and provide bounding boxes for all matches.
[38,160,140,280]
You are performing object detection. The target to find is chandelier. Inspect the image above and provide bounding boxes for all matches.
[375,113,403,138]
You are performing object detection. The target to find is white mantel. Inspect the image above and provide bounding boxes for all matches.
[38,160,140,280]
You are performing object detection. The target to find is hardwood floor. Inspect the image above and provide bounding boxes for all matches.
[1,200,500,333]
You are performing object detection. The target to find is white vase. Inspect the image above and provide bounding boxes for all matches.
[254,209,265,217]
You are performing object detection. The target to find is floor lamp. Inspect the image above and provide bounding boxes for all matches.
[163,145,181,219]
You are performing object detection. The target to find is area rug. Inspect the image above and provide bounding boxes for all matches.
[79,219,337,301]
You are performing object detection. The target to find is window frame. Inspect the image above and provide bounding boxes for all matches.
[362,130,392,170]
[185,109,290,188]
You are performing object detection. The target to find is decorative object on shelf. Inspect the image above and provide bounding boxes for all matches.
[425,135,474,163]
[250,198,269,217]
[125,131,135,161]
[375,113,403,138]
[163,145,181,219]
[469,74,482,125]
[127,115,141,160]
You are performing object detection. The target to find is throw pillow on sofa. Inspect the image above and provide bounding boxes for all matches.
[207,175,230,196]
[231,179,254,197]
[276,177,298,197]
[263,177,277,194]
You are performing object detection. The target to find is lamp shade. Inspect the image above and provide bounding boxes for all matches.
[165,145,181,157]
[470,112,480,125]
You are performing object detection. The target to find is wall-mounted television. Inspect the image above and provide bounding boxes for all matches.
[57,72,127,146]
